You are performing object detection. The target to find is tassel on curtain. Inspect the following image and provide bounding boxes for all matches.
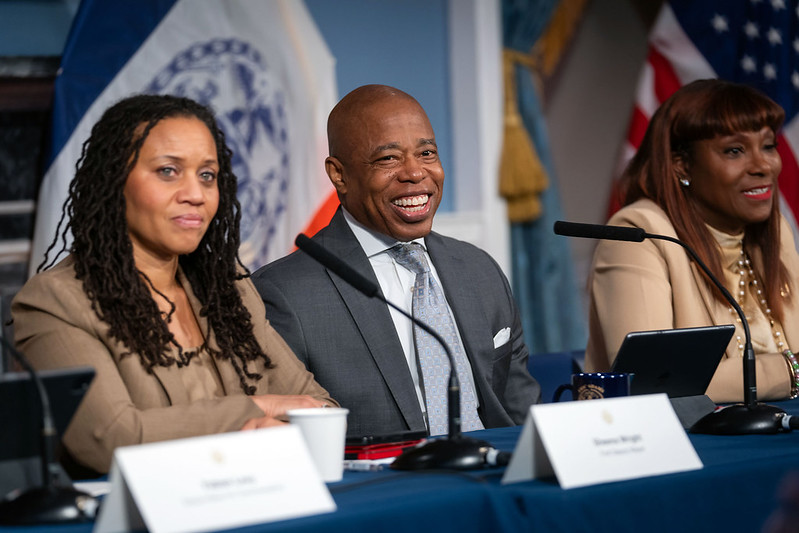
[499,49,548,223]
[499,0,589,223]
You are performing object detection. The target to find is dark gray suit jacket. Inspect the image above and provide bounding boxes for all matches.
[252,210,540,436]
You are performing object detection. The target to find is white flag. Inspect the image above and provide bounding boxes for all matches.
[32,0,338,275]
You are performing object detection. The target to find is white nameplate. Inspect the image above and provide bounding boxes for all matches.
[502,393,702,489]
[94,425,335,533]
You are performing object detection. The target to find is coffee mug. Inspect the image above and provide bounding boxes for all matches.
[553,372,632,402]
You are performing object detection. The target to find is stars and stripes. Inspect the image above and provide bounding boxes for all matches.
[613,0,799,227]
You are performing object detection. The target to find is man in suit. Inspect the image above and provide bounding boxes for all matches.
[253,84,540,437]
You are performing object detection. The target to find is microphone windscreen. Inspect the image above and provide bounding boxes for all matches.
[553,221,646,242]
[294,234,379,297]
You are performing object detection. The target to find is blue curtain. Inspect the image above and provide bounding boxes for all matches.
[503,0,587,354]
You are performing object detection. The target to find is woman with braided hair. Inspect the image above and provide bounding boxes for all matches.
[12,94,335,475]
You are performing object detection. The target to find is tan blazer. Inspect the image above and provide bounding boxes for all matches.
[12,255,334,473]
[585,199,799,403]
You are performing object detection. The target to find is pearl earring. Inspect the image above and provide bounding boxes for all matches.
[679,178,690,187]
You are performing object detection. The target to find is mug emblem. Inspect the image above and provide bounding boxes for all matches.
[577,384,605,400]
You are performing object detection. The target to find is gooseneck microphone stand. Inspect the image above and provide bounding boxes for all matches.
[553,221,789,435]
[295,234,495,469]
[0,337,97,524]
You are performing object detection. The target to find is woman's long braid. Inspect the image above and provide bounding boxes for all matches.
[181,124,273,395]
[40,94,272,393]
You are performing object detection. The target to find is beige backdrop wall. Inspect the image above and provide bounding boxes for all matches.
[546,0,651,312]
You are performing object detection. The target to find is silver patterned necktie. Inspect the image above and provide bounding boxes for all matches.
[387,242,484,435]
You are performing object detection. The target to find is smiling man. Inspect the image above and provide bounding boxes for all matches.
[253,85,540,437]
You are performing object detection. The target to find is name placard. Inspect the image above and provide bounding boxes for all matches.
[502,393,702,489]
[95,425,335,533]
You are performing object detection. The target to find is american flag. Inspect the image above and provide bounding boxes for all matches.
[612,0,799,226]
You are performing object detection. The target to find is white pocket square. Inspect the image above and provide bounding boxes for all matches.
[493,327,511,348]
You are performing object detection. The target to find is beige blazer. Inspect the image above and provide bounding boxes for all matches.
[12,255,334,473]
[585,199,799,403]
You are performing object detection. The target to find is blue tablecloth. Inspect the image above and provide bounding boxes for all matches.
[4,399,799,533]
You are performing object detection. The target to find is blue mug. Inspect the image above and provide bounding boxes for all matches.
[553,372,632,402]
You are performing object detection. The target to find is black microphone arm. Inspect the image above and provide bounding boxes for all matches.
[294,234,495,469]
[0,337,97,524]
[554,220,787,435]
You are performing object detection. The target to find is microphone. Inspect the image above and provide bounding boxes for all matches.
[553,221,646,243]
[0,337,98,524]
[554,220,788,434]
[294,234,494,470]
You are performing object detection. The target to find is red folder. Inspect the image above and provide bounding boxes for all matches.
[344,438,426,460]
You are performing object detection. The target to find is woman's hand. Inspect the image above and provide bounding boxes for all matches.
[249,394,330,419]
[240,416,286,431]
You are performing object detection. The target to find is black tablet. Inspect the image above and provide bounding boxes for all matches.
[610,324,735,398]
[0,366,95,461]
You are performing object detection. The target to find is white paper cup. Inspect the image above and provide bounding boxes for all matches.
[287,407,349,482]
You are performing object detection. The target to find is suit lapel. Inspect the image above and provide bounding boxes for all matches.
[148,364,189,404]
[322,212,426,429]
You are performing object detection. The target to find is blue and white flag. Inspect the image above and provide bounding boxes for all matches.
[32,0,337,275]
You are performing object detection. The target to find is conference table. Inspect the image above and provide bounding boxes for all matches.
[4,398,799,533]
